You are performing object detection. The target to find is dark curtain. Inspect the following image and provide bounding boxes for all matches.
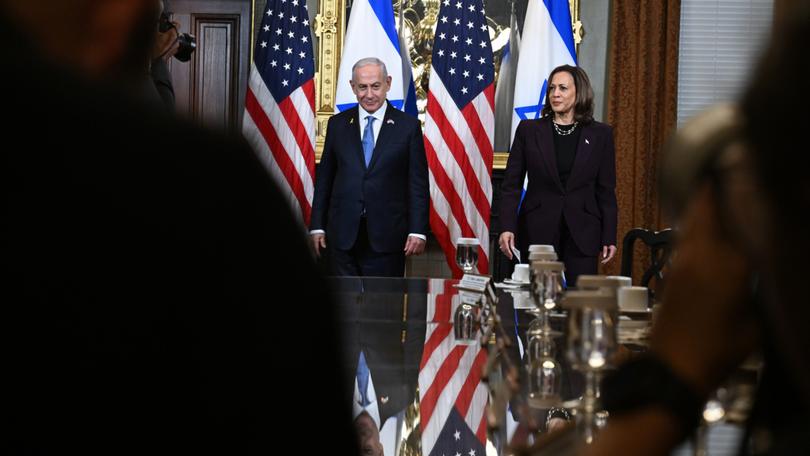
[602,0,681,281]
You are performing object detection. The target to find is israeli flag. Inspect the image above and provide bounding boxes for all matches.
[494,4,521,152]
[335,0,405,112]
[510,0,577,142]
[399,26,418,117]
[511,0,576,203]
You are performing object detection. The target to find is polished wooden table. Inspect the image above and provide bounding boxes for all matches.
[331,276,650,455]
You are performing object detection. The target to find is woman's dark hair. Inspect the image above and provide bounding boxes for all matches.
[540,64,595,123]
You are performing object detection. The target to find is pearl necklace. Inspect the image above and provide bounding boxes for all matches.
[553,120,578,136]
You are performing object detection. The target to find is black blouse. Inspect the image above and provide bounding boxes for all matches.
[552,122,581,190]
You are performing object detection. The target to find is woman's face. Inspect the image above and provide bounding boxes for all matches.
[548,71,577,118]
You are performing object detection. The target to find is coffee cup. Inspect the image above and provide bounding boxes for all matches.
[606,275,632,288]
[617,286,649,311]
[512,263,530,283]
[528,244,555,253]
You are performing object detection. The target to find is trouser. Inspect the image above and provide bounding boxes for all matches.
[553,217,597,288]
[330,218,405,277]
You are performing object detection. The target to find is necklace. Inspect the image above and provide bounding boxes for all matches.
[553,120,578,136]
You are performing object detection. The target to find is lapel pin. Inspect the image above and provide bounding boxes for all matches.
[380,396,389,404]
[585,139,590,144]
[349,118,354,125]
[386,119,395,125]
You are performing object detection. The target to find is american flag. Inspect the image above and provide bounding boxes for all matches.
[419,279,489,456]
[243,0,316,225]
[425,0,495,277]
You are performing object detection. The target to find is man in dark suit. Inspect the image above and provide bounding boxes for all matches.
[2,0,355,453]
[333,278,426,454]
[310,57,430,277]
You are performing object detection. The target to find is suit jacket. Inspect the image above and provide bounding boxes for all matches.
[3,14,356,455]
[499,118,618,256]
[311,103,429,253]
[335,278,427,426]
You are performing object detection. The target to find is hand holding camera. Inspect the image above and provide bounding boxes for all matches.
[156,12,196,62]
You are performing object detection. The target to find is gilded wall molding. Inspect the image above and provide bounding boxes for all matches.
[313,0,347,159]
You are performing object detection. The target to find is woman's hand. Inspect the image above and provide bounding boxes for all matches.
[498,231,516,260]
[601,245,617,264]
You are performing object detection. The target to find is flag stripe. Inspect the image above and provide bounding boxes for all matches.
[425,135,491,275]
[465,379,489,444]
[278,94,315,177]
[428,81,493,208]
[427,91,492,222]
[429,205,463,277]
[425,137,478,242]
[242,0,315,226]
[245,84,312,205]
[244,87,312,222]
[476,406,488,443]
[242,113,303,217]
[424,121,488,248]
[420,344,468,428]
[543,0,578,62]
[418,324,456,391]
[420,338,484,455]
[302,77,316,111]
[455,347,487,418]
[420,323,454,371]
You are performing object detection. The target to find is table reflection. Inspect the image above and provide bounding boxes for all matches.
[331,276,650,455]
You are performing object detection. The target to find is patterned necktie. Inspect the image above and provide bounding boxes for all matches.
[356,351,371,407]
[362,116,375,167]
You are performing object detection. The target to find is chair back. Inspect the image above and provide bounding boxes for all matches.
[619,228,674,300]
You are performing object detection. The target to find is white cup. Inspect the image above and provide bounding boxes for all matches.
[617,286,649,311]
[606,276,632,288]
[511,263,530,283]
[510,290,533,309]
[528,244,555,253]
[528,251,558,262]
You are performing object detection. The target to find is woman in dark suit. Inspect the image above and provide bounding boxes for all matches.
[498,65,617,286]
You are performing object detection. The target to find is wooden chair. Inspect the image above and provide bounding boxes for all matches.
[620,228,674,300]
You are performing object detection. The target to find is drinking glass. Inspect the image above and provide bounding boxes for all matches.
[455,237,480,273]
[453,303,479,345]
[562,290,618,443]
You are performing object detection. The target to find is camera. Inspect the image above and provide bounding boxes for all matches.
[159,11,196,62]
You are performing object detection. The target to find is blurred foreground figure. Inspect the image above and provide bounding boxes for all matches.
[2,0,355,453]
[582,3,810,455]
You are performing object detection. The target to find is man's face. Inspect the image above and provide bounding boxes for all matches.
[350,64,391,114]
[354,413,383,456]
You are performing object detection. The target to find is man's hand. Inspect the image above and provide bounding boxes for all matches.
[310,233,326,258]
[153,20,180,61]
[404,236,426,256]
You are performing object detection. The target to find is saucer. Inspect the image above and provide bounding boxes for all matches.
[494,282,523,289]
[620,308,653,319]
[503,278,530,286]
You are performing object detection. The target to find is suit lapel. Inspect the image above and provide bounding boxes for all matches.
[566,123,595,190]
[536,119,564,192]
[366,102,396,172]
[345,106,366,169]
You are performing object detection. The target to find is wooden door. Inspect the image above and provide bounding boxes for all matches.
[166,0,251,133]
